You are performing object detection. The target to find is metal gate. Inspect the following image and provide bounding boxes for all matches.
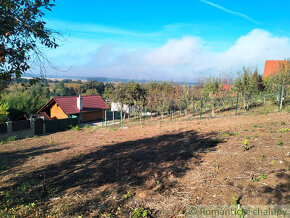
[34,119,44,135]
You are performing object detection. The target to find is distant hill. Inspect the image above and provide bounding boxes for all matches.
[23,73,197,85]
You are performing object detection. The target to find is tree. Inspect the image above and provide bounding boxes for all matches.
[201,78,221,117]
[176,84,191,115]
[0,102,9,123]
[233,67,254,111]
[125,82,147,109]
[263,60,290,109]
[251,68,263,93]
[84,89,99,96]
[0,0,58,88]
[1,80,51,120]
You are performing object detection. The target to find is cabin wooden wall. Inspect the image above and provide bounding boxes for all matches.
[82,111,102,122]
[50,103,68,119]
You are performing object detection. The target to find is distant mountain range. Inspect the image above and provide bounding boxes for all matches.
[23,74,197,85]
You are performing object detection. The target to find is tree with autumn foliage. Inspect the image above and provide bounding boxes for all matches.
[0,0,58,90]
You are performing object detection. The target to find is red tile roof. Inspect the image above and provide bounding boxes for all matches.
[38,95,107,115]
[221,84,232,91]
[263,60,288,78]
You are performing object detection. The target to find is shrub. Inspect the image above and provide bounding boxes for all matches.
[71,125,81,131]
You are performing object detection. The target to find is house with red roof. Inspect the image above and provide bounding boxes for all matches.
[36,95,107,122]
[263,60,288,78]
[221,84,232,91]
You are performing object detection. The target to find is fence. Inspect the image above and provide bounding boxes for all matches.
[100,90,289,129]
[45,118,78,134]
[0,117,79,141]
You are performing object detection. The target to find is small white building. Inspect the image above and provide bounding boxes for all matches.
[110,102,136,113]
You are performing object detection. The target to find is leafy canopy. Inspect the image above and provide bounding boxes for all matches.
[0,0,58,82]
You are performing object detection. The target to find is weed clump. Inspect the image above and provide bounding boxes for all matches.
[1,136,17,144]
[252,173,267,182]
[71,125,81,131]
[132,207,152,218]
[243,139,249,151]
[277,140,283,146]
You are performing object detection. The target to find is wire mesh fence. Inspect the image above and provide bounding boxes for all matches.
[101,87,289,129]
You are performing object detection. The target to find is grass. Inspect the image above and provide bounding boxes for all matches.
[277,140,283,146]
[0,180,55,217]
[71,125,81,131]
[219,131,238,137]
[211,137,222,144]
[132,207,152,218]
[71,152,83,158]
[279,128,289,133]
[252,173,267,182]
[84,124,92,129]
[123,191,133,199]
[1,135,17,144]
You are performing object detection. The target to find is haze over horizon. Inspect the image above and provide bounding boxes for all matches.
[37,0,290,82]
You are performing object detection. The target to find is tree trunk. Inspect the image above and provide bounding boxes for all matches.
[140,109,142,124]
[211,102,215,117]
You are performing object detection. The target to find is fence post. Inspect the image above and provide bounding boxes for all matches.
[105,110,107,127]
[200,98,203,119]
[278,84,283,111]
[42,118,46,134]
[30,118,35,135]
[235,92,239,116]
[120,111,122,127]
[113,110,115,124]
[102,110,104,128]
[6,121,12,134]
[170,103,173,122]
[143,107,145,125]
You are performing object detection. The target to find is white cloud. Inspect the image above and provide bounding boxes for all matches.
[217,29,290,68]
[48,29,290,81]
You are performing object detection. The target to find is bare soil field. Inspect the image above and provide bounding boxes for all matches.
[0,111,289,217]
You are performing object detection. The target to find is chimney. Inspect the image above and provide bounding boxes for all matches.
[77,95,83,110]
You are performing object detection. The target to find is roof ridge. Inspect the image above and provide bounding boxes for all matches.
[53,96,76,99]
[53,94,101,99]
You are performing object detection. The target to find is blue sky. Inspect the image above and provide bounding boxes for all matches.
[40,0,290,81]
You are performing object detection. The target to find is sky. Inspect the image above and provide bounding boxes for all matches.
[39,0,290,82]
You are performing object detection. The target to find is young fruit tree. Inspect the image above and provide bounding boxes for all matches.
[201,78,221,117]
[233,67,257,112]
